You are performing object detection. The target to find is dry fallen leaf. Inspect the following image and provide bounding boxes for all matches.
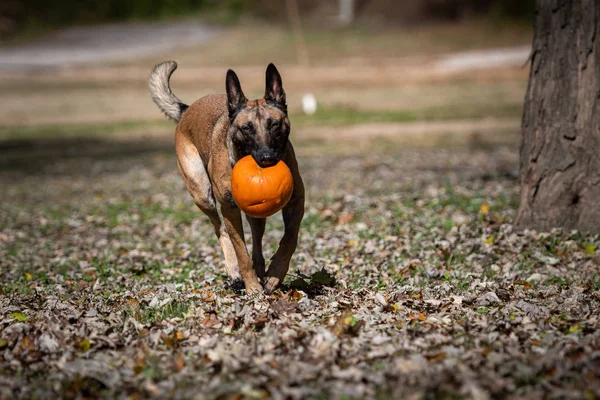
[425,352,447,363]
[338,212,354,225]
[173,353,185,372]
[331,311,364,337]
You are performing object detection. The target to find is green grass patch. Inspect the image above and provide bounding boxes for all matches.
[292,107,419,126]
[292,103,523,127]
[97,200,197,228]
[140,301,189,324]
[124,300,190,325]
[1,280,35,296]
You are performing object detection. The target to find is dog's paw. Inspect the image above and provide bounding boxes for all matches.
[245,281,263,296]
[263,276,281,294]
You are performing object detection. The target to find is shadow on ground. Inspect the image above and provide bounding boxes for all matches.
[0,136,173,177]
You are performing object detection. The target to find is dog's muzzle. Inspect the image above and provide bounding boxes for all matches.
[252,148,279,168]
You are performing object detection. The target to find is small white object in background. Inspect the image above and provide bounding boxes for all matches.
[338,0,355,26]
[302,93,317,115]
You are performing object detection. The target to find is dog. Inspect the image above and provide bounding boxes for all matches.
[148,62,305,294]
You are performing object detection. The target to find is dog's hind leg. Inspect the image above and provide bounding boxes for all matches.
[176,140,241,282]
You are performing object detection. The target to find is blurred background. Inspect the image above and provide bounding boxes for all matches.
[0,0,533,168]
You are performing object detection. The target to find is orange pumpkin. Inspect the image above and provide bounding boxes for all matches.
[231,155,294,218]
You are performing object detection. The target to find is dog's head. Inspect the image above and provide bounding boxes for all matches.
[226,63,290,168]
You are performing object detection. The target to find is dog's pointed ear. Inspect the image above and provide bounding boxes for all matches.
[264,63,286,111]
[226,69,247,119]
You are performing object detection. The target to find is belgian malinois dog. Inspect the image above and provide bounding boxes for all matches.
[148,62,304,294]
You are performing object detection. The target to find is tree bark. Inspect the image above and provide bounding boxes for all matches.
[516,0,600,232]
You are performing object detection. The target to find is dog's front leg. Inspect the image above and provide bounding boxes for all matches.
[246,216,266,279]
[264,178,305,293]
[220,205,262,295]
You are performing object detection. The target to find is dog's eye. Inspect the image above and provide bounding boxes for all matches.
[241,124,254,135]
[270,121,280,132]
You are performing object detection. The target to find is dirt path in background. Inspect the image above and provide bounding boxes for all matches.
[0,20,218,70]
[0,20,528,73]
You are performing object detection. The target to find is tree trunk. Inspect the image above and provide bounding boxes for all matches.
[516,0,600,233]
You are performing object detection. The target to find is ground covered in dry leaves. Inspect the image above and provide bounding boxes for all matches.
[1,142,600,399]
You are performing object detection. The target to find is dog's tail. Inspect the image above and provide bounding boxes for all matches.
[148,61,188,122]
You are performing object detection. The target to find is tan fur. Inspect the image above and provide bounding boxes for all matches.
[166,76,304,294]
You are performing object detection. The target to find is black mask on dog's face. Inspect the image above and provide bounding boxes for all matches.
[226,64,289,168]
